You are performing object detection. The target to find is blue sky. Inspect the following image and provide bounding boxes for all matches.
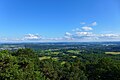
[0,0,120,42]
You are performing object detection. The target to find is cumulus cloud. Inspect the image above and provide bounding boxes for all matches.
[75,32,93,36]
[1,21,120,42]
[72,31,98,41]
[99,34,120,39]
[82,26,93,31]
[65,32,72,36]
[24,34,41,40]
[100,34,119,37]
[63,22,97,41]
[63,22,120,41]
[64,31,120,41]
[64,32,73,40]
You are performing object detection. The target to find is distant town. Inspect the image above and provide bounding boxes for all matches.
[0,44,25,50]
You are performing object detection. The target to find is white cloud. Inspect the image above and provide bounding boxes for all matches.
[99,34,120,39]
[1,21,120,42]
[63,22,97,41]
[64,32,73,40]
[65,32,72,36]
[75,32,93,36]
[82,26,93,31]
[91,22,97,26]
[24,34,41,40]
[100,34,119,37]
[62,21,120,41]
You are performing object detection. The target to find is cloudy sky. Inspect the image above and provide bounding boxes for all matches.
[0,0,120,42]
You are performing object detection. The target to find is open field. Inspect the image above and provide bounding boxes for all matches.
[51,52,59,54]
[39,56,51,60]
[39,56,59,61]
[105,52,120,55]
[67,50,80,54]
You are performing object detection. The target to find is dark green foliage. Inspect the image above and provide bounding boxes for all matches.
[86,58,120,80]
[0,48,120,80]
[0,49,46,80]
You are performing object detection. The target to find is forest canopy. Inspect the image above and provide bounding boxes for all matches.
[0,48,120,80]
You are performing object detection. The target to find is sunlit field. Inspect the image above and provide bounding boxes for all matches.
[105,52,120,55]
